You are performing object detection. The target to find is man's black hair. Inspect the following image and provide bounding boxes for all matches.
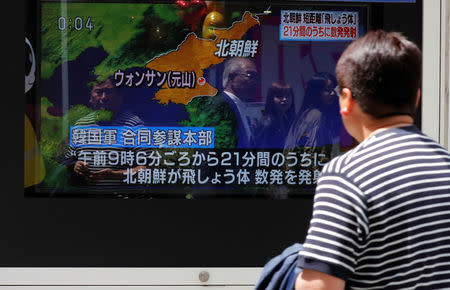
[336,30,422,119]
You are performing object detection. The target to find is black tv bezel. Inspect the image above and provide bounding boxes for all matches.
[6,0,422,267]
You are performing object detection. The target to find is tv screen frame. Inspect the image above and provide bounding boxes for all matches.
[3,0,444,286]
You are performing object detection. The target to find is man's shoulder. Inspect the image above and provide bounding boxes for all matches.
[219,91,236,106]
[74,112,99,126]
[115,110,145,126]
[190,93,228,105]
[212,93,238,115]
[320,125,450,187]
[320,147,357,177]
[186,93,236,122]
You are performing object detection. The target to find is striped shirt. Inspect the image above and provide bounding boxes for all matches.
[298,126,450,289]
[65,110,145,191]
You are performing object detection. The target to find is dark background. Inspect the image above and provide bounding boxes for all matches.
[1,0,420,267]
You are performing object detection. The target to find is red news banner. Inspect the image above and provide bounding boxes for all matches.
[280,10,359,41]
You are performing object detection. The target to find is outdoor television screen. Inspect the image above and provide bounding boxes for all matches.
[25,1,367,198]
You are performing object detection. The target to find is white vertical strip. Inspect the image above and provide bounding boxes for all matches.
[60,1,70,136]
[422,0,441,143]
[443,0,450,149]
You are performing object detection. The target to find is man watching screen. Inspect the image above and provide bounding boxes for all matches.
[294,30,450,289]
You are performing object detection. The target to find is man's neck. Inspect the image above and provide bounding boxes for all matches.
[361,115,414,140]
[224,89,251,102]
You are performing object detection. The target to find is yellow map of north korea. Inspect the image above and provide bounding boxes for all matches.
[146,12,259,105]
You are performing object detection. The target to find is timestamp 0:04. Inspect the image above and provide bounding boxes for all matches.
[58,16,94,31]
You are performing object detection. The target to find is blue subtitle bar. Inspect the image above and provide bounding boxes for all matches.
[70,126,215,148]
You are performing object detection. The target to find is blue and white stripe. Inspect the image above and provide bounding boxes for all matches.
[298,126,450,289]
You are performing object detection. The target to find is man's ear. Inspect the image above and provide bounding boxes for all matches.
[339,88,356,115]
[415,88,421,108]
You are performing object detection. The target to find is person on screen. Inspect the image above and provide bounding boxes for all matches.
[221,57,259,148]
[181,57,260,149]
[284,72,342,153]
[252,81,295,148]
[65,77,146,189]
[257,30,450,290]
